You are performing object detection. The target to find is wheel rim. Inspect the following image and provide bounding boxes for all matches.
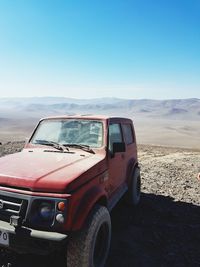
[93,222,109,267]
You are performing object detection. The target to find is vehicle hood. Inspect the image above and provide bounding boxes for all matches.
[0,148,105,193]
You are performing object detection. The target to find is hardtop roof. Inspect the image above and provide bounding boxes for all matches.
[40,114,133,122]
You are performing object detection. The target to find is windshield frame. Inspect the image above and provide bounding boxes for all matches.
[29,118,105,149]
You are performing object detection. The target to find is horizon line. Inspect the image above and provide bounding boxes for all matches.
[0,96,199,101]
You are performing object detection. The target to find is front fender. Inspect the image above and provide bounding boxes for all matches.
[70,185,108,231]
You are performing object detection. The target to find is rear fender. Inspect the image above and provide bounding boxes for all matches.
[126,159,139,186]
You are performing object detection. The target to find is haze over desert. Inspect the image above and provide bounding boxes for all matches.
[0,97,200,149]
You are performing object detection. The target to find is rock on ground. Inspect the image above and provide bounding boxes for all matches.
[0,142,200,267]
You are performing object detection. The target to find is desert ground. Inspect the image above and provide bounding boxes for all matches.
[0,142,200,267]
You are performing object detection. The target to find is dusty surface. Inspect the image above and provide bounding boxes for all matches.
[0,142,200,267]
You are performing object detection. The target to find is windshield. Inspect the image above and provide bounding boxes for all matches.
[31,119,104,148]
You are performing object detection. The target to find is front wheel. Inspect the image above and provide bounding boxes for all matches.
[66,205,111,267]
[126,167,141,206]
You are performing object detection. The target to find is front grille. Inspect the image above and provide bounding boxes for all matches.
[0,193,28,223]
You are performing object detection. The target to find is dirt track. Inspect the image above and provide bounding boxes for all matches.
[0,142,200,267]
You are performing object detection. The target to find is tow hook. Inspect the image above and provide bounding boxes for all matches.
[10,215,22,228]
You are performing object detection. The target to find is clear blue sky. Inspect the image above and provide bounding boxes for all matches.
[0,0,200,99]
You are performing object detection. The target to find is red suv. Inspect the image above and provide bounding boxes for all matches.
[0,115,141,267]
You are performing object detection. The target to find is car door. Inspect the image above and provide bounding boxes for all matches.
[121,122,137,164]
[107,122,126,195]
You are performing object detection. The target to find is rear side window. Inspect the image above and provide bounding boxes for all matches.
[122,124,134,144]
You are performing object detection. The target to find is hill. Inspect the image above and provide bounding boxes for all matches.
[0,97,199,148]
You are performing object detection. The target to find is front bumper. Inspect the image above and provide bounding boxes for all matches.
[0,220,68,255]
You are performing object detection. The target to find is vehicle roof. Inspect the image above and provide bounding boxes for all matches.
[40,114,133,122]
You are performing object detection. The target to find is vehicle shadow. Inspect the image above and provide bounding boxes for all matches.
[0,193,200,267]
[106,193,200,267]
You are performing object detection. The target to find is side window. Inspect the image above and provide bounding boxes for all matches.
[109,123,122,151]
[122,124,134,145]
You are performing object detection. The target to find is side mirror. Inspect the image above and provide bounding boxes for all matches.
[113,142,126,154]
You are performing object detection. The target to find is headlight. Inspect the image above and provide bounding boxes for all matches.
[28,198,67,228]
[39,202,54,221]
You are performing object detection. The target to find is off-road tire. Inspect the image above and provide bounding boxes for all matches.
[67,205,111,267]
[126,167,141,206]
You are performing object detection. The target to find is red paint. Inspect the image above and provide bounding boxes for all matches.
[0,116,138,232]
[0,149,105,193]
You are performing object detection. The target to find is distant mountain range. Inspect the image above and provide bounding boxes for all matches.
[0,97,199,121]
[0,97,199,147]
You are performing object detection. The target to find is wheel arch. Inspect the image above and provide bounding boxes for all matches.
[70,186,108,231]
[126,158,139,186]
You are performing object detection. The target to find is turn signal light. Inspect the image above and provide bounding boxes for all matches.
[57,201,65,211]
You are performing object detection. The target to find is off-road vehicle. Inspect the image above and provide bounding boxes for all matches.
[0,115,141,267]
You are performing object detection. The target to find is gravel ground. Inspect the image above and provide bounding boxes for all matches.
[0,142,200,267]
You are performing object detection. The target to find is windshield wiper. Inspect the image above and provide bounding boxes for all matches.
[33,140,69,152]
[63,143,95,154]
